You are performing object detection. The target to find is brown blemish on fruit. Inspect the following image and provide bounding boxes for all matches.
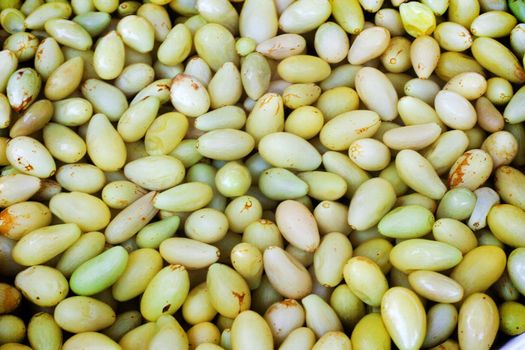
[514,65,525,82]
[353,256,370,263]
[36,48,44,60]
[448,152,472,187]
[267,43,283,55]
[232,291,245,306]
[172,74,186,86]
[162,304,171,312]
[117,200,128,207]
[280,299,296,307]
[0,209,14,235]
[241,200,252,212]
[500,166,512,175]
[14,95,33,112]
[157,84,170,92]
[169,264,184,271]
[356,118,381,135]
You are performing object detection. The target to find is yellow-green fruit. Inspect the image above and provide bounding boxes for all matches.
[458,293,499,350]
[381,287,426,350]
[207,263,251,319]
[500,301,525,336]
[351,313,391,350]
[140,264,190,321]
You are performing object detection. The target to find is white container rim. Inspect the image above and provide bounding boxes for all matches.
[501,333,525,350]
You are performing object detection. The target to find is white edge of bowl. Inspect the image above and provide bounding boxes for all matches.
[501,333,525,350]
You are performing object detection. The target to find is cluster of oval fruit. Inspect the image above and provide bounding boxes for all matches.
[2,0,525,349]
